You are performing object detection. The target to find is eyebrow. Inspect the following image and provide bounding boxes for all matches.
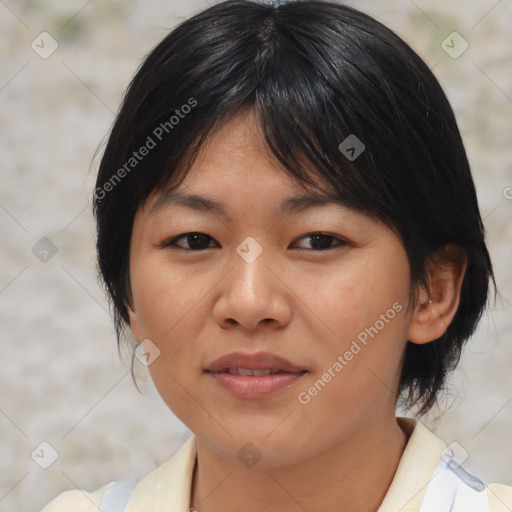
[149,189,351,219]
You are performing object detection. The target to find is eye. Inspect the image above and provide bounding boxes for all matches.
[292,233,348,251]
[163,232,217,251]
[162,232,347,252]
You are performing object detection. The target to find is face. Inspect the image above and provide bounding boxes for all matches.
[128,109,415,468]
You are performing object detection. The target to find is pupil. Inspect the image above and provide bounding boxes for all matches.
[310,234,332,250]
[188,234,209,249]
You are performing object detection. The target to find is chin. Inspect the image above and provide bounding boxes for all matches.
[197,427,317,469]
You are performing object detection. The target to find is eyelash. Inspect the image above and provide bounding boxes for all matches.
[162,232,348,252]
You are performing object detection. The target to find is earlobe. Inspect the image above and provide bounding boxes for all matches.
[128,305,142,342]
[408,245,467,345]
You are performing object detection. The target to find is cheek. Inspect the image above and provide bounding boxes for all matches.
[131,259,204,340]
[130,260,216,394]
[299,253,410,408]
[302,254,410,347]
[131,265,208,422]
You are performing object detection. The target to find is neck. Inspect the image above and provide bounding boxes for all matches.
[190,414,410,512]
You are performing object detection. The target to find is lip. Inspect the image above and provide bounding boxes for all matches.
[205,351,307,399]
[205,351,305,373]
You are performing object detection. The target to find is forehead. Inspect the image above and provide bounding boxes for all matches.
[149,188,355,221]
[131,109,393,241]
[146,109,346,217]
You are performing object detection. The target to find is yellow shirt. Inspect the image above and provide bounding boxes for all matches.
[40,416,512,512]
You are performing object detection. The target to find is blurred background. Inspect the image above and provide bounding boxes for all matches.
[0,0,511,510]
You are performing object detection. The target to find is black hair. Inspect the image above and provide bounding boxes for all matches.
[93,0,495,417]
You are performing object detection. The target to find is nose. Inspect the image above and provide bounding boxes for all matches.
[212,238,292,332]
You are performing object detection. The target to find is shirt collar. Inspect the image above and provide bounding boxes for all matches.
[378,416,447,512]
[126,434,197,512]
[126,417,446,512]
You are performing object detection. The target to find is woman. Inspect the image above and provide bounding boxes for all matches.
[42,1,512,510]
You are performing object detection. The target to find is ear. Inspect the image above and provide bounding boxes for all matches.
[408,244,467,344]
[128,305,143,342]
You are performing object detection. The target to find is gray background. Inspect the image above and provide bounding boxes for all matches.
[0,1,511,511]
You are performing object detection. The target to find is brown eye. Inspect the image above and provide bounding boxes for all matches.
[292,233,347,251]
[164,232,217,251]
[162,232,348,252]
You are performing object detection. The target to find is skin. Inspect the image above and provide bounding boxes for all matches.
[128,109,466,512]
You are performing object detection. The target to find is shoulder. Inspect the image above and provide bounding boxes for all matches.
[488,482,512,512]
[39,436,197,512]
[392,418,512,512]
[39,482,113,512]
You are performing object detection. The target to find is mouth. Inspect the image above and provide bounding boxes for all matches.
[205,352,308,398]
[214,367,302,376]
[205,351,306,374]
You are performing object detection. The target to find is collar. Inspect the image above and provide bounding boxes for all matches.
[378,416,447,511]
[125,417,447,512]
